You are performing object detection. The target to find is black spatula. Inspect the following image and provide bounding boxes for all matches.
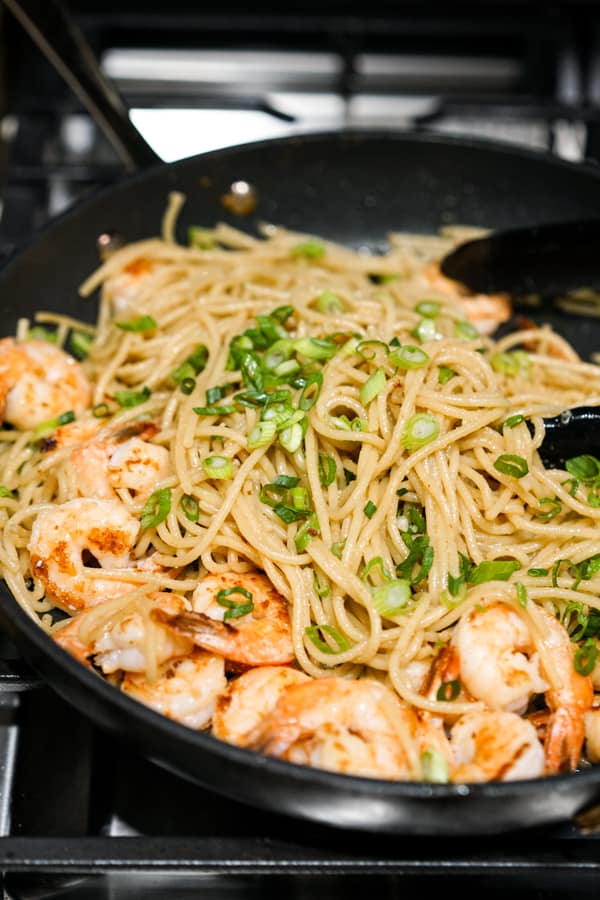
[440,219,600,298]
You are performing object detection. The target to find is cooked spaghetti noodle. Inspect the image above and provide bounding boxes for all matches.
[1,192,600,783]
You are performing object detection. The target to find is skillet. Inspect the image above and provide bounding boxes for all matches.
[4,6,600,840]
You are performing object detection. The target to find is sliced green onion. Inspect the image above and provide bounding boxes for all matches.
[412,317,437,343]
[437,366,455,385]
[574,638,599,676]
[279,422,304,453]
[33,410,76,439]
[372,579,411,617]
[188,226,216,249]
[494,454,529,478]
[454,320,478,340]
[468,559,520,584]
[313,572,331,597]
[504,413,525,429]
[317,290,344,314]
[180,377,196,395]
[535,497,562,519]
[273,474,301,488]
[0,486,15,498]
[299,372,323,410]
[294,337,336,360]
[491,350,531,377]
[401,414,440,451]
[389,345,430,370]
[116,315,157,333]
[415,300,441,318]
[436,679,461,702]
[273,504,310,524]
[516,582,528,607]
[331,540,345,559]
[360,367,386,406]
[356,339,389,361]
[92,402,111,418]
[193,405,237,417]
[206,386,226,405]
[305,624,350,654]
[248,421,277,449]
[289,486,309,510]
[421,747,449,783]
[171,345,208,384]
[27,326,57,342]
[362,556,392,585]
[295,512,320,552]
[181,494,199,522]
[140,487,171,530]
[339,336,360,357]
[216,586,254,621]
[318,453,336,486]
[363,500,377,519]
[114,386,151,408]
[69,331,93,359]
[202,456,234,479]
[527,567,549,577]
[291,241,325,260]
[566,455,600,482]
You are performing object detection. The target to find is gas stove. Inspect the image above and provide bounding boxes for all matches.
[2,2,600,896]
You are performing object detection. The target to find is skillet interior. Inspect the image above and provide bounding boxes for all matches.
[2,129,600,834]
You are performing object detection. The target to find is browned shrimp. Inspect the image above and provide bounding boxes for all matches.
[212,665,310,746]
[424,261,512,336]
[0,337,92,429]
[245,676,419,780]
[153,572,294,668]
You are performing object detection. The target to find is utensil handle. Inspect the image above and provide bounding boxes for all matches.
[4,0,162,172]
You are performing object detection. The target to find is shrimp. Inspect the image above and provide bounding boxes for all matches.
[55,591,193,673]
[104,258,156,317]
[28,497,146,612]
[69,422,171,504]
[452,601,593,772]
[452,602,549,714]
[246,676,419,780]
[584,706,600,763]
[449,710,545,783]
[0,338,92,430]
[154,571,294,668]
[424,261,512,336]
[212,665,310,746]
[534,604,593,773]
[40,416,104,454]
[121,650,226,730]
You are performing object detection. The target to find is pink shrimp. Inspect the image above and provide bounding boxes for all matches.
[153,571,294,668]
[0,338,91,429]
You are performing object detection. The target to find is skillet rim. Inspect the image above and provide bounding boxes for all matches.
[3,127,600,826]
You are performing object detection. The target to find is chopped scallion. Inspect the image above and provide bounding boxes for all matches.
[401,413,440,451]
[116,315,157,333]
[202,456,234,479]
[114,386,151,408]
[292,241,325,260]
[360,367,386,406]
[140,487,171,530]
[248,421,277,449]
[371,579,411,617]
[389,345,430,370]
[181,494,200,522]
[216,586,254,621]
[494,454,529,478]
[305,624,350,653]
[363,500,377,519]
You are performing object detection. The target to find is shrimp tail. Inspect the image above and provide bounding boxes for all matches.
[544,707,586,774]
[153,608,233,641]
